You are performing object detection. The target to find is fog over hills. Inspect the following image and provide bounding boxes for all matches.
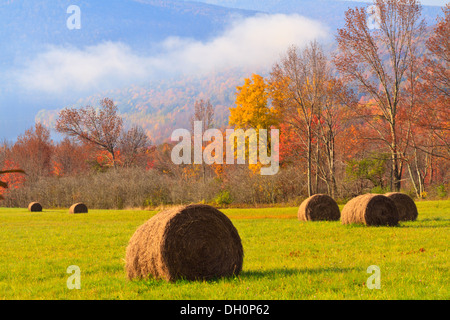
[181,0,444,30]
[0,0,258,139]
[0,0,444,142]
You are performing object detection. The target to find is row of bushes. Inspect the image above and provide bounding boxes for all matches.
[0,167,306,209]
[2,167,447,210]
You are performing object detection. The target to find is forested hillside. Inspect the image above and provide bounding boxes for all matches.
[30,0,444,143]
[36,70,248,143]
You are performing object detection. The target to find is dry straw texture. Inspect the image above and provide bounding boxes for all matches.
[341,194,399,226]
[298,194,340,221]
[28,202,42,212]
[69,203,88,214]
[125,204,244,282]
[385,192,418,221]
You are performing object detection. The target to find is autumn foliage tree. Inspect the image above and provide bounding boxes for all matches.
[270,41,354,197]
[52,138,92,176]
[56,98,124,168]
[419,3,450,155]
[0,140,25,201]
[425,4,450,105]
[0,169,25,201]
[270,42,327,196]
[190,99,215,182]
[334,0,426,192]
[315,77,357,197]
[10,123,53,182]
[229,74,279,175]
[119,125,151,168]
[230,74,279,130]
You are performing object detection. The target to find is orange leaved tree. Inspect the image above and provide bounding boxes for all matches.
[56,98,123,168]
[334,0,426,191]
[0,169,25,200]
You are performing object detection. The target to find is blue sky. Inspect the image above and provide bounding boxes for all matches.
[343,0,447,6]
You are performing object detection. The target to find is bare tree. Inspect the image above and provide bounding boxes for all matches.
[190,99,215,133]
[119,125,151,168]
[190,99,215,183]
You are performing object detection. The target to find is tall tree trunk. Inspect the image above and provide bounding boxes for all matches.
[307,127,313,197]
[111,149,117,169]
[315,139,319,194]
[390,122,402,192]
[329,148,337,198]
[392,153,401,192]
[407,162,420,198]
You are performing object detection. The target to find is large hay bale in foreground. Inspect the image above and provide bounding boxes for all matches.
[28,202,42,212]
[126,204,244,282]
[341,194,399,226]
[298,194,340,221]
[385,192,418,221]
[69,203,88,214]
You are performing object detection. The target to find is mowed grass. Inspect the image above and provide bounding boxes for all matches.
[0,201,448,300]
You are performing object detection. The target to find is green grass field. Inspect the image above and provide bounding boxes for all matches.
[0,201,448,300]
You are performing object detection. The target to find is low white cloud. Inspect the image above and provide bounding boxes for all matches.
[15,42,152,94]
[13,13,328,96]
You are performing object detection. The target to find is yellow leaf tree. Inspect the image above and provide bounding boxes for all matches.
[229,74,279,174]
[230,74,278,130]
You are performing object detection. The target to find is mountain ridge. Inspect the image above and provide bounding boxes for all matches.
[0,0,258,140]
[1,0,445,142]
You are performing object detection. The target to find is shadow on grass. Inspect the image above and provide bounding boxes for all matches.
[398,224,450,229]
[417,217,450,222]
[240,266,356,280]
[397,217,450,228]
[343,220,450,229]
[134,267,357,286]
[343,223,401,228]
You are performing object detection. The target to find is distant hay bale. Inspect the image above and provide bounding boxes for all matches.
[298,194,340,221]
[69,203,88,214]
[341,194,399,226]
[385,192,418,221]
[125,204,244,282]
[28,202,42,212]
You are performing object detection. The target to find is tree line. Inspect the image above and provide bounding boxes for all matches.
[1,0,448,208]
[230,0,449,199]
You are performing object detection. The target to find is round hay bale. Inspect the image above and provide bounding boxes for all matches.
[341,194,399,226]
[125,204,244,282]
[28,202,42,212]
[69,203,88,214]
[385,192,418,221]
[298,194,340,221]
